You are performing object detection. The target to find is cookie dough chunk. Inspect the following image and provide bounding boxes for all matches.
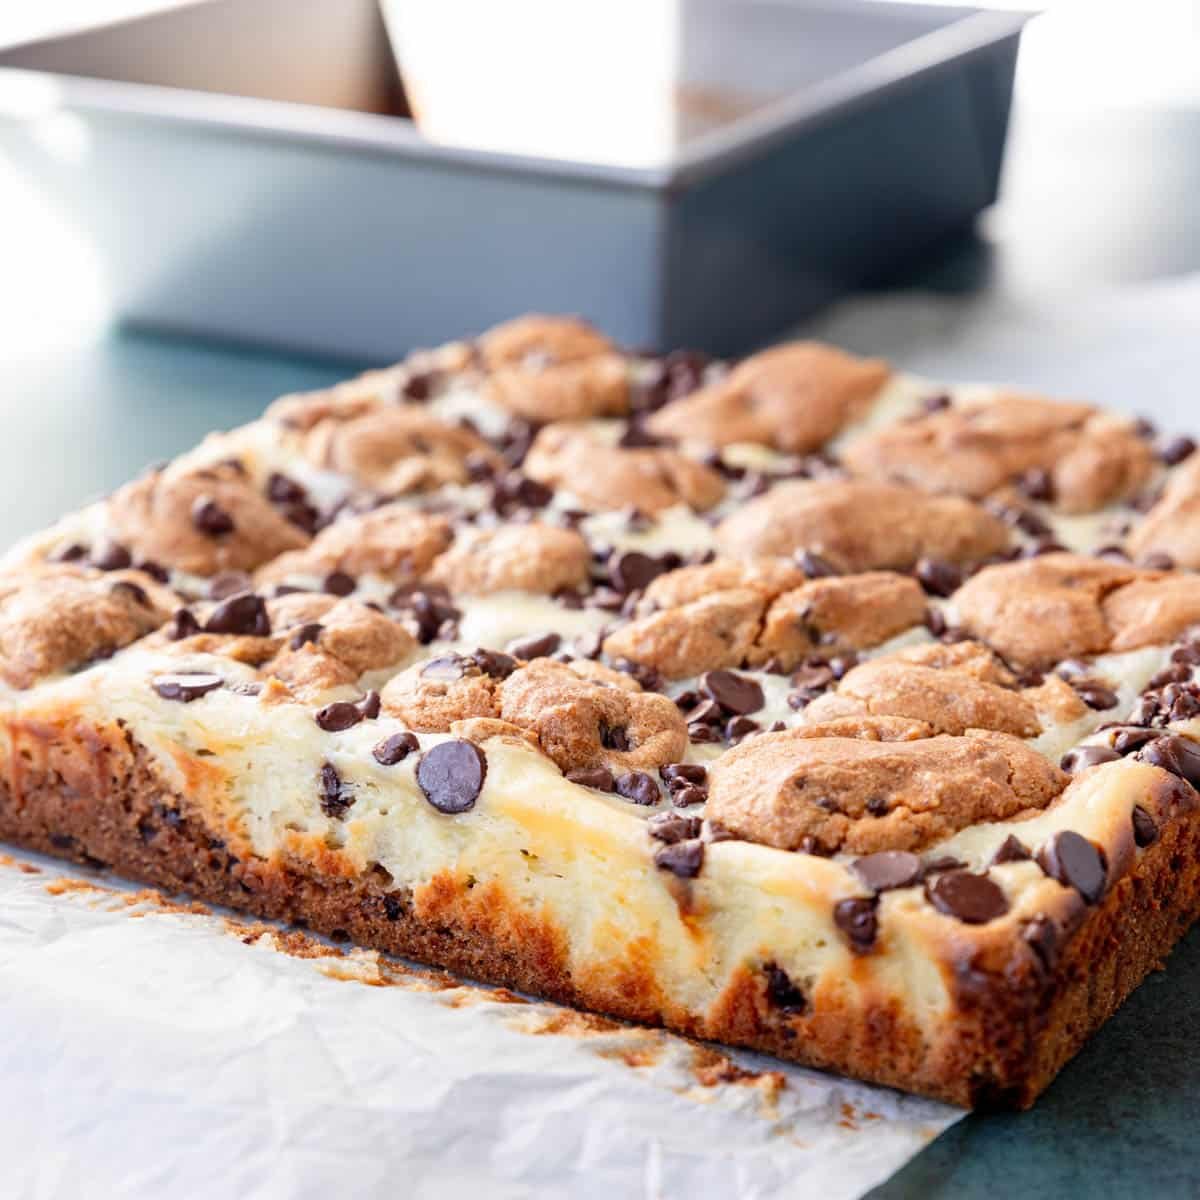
[1127,456,1200,568]
[428,523,590,595]
[0,565,175,689]
[106,461,309,577]
[951,553,1171,668]
[257,506,453,586]
[299,407,502,495]
[645,341,890,453]
[523,426,725,514]
[602,588,765,680]
[643,558,807,609]
[802,658,1041,737]
[715,480,1009,571]
[479,315,631,422]
[880,639,1017,685]
[499,658,687,774]
[381,654,504,731]
[842,394,1153,513]
[752,573,928,669]
[266,380,388,431]
[706,726,1066,855]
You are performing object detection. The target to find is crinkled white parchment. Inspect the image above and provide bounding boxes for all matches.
[0,852,956,1199]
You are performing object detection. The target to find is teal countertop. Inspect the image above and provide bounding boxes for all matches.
[5,315,1199,1199]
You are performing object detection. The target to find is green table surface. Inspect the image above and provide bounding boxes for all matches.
[5,320,1198,1200]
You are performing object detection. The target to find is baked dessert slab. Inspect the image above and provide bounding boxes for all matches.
[4,315,1200,1108]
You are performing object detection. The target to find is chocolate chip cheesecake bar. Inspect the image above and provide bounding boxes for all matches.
[4,315,1200,1108]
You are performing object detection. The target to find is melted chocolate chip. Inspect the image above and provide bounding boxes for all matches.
[315,700,364,732]
[1073,682,1119,711]
[566,766,615,792]
[925,871,1009,924]
[50,542,88,563]
[91,540,132,571]
[151,672,223,702]
[851,850,922,893]
[168,608,201,640]
[266,472,308,504]
[1140,735,1200,789]
[204,592,270,637]
[724,715,760,742]
[191,495,235,537]
[1060,744,1122,773]
[1159,435,1197,466]
[1022,914,1059,971]
[109,578,149,607]
[289,622,324,650]
[1037,831,1108,904]
[647,811,702,844]
[209,570,252,601]
[421,654,469,681]
[417,739,487,813]
[662,762,707,787]
[1111,725,1159,756]
[507,631,561,660]
[358,691,381,720]
[700,669,764,716]
[833,898,878,952]
[609,550,666,594]
[1140,550,1176,571]
[1015,467,1055,502]
[990,834,1031,864]
[653,838,704,878]
[795,550,838,578]
[763,962,806,1012]
[372,731,420,766]
[319,762,353,818]
[1131,804,1159,848]
[402,370,439,401]
[612,657,663,693]
[599,721,631,752]
[914,557,963,598]
[615,771,660,806]
[323,570,356,597]
[672,785,707,806]
[136,559,170,584]
[470,648,518,679]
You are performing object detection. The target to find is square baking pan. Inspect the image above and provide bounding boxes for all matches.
[0,0,1027,360]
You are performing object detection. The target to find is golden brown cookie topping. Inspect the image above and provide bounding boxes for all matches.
[106,461,309,577]
[951,552,1190,667]
[842,393,1153,513]
[498,658,687,774]
[0,565,175,689]
[297,407,502,495]
[428,523,590,595]
[802,658,1041,737]
[523,426,725,514]
[642,558,807,609]
[714,479,1010,571]
[706,726,1066,854]
[381,654,503,731]
[478,315,630,422]
[645,341,890,453]
[256,506,453,586]
[1126,455,1200,568]
[752,573,928,669]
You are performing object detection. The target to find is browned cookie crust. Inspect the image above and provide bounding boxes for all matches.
[5,315,1200,1111]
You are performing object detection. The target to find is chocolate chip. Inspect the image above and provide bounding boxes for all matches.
[608,551,665,594]
[699,669,764,716]
[647,811,702,843]
[266,472,308,504]
[372,731,420,765]
[1131,805,1158,848]
[1112,725,1159,755]
[672,785,708,806]
[1140,734,1200,789]
[1139,551,1176,571]
[991,834,1031,864]
[566,766,615,792]
[470,648,518,679]
[421,654,469,681]
[612,657,663,693]
[191,495,235,537]
[507,631,561,660]
[1060,744,1121,773]
[688,722,722,744]
[168,608,201,640]
[654,838,704,878]
[136,559,170,583]
[1022,914,1059,971]
[763,962,806,1012]
[795,550,838,578]
[151,672,223,702]
[615,771,660,806]
[1015,467,1055,502]
[1037,831,1108,904]
[1073,682,1119,711]
[833,898,878,951]
[358,691,381,720]
[209,570,252,600]
[319,761,353,818]
[323,570,356,597]
[51,542,88,563]
[90,540,132,571]
[402,370,439,401]
[110,579,150,607]
[599,721,631,752]
[315,701,364,732]
[204,592,270,637]
[1159,435,1197,466]
[922,855,965,875]
[417,739,487,814]
[925,871,1009,924]
[724,715,760,742]
[914,557,963,597]
[921,393,951,413]
[289,622,324,649]
[1148,662,1193,689]
[851,850,922,893]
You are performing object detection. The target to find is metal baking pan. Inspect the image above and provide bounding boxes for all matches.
[0,0,1027,360]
